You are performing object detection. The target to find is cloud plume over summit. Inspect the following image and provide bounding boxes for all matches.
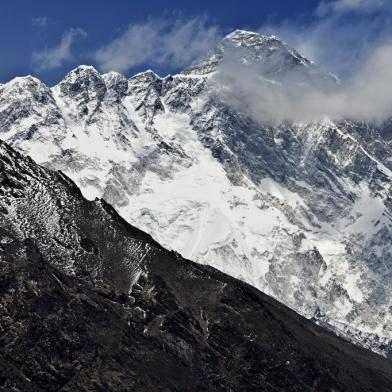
[211,40,392,124]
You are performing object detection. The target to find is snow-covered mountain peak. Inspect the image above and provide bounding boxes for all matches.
[128,69,162,86]
[1,75,52,98]
[55,64,107,102]
[222,29,307,64]
[59,64,103,86]
[5,74,46,87]
[63,64,101,77]
[184,29,322,81]
[52,65,107,124]
[223,29,280,46]
[221,30,318,74]
[127,69,164,122]
[0,74,63,154]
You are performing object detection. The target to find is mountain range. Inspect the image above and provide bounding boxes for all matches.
[1,29,392,360]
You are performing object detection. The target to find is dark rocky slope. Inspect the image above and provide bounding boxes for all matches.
[0,140,391,391]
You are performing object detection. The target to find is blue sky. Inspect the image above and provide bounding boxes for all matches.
[1,0,391,84]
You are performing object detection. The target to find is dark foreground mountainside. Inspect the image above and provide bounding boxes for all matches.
[0,140,391,391]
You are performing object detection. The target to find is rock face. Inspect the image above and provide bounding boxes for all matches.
[0,140,392,391]
[1,30,392,356]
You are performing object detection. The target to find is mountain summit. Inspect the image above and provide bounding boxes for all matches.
[184,29,334,84]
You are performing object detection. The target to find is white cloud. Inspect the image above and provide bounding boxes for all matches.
[32,17,48,28]
[32,28,87,71]
[317,0,385,15]
[258,0,392,77]
[95,17,221,73]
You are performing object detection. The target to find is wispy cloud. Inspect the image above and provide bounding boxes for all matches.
[32,28,87,71]
[95,17,221,73]
[258,0,392,77]
[32,16,48,28]
[316,0,386,15]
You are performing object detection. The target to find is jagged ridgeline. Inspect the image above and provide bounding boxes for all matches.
[0,141,392,390]
[1,30,392,357]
